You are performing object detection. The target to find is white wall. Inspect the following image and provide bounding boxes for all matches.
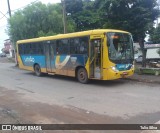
[146,48,160,59]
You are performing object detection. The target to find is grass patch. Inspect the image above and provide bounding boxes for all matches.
[134,64,160,75]
[139,68,160,75]
[134,66,141,74]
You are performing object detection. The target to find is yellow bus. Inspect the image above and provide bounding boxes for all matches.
[16,29,134,83]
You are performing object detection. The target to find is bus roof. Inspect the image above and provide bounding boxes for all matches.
[17,29,130,44]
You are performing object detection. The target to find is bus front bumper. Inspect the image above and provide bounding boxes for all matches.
[102,68,134,80]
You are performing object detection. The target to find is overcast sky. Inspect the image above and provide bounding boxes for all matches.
[0,0,61,51]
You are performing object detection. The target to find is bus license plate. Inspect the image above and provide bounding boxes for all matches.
[121,72,128,77]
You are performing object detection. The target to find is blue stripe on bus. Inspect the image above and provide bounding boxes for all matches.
[20,55,46,68]
[20,54,88,69]
[53,54,88,69]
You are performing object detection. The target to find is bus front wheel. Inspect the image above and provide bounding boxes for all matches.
[77,68,88,84]
[34,64,42,76]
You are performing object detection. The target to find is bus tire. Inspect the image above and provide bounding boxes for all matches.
[34,64,42,77]
[77,68,88,84]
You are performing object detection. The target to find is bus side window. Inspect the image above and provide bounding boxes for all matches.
[29,43,33,54]
[40,43,44,54]
[18,44,23,54]
[57,40,63,54]
[56,47,59,55]
[56,39,69,55]
[70,39,74,54]
[70,37,88,55]
[23,44,27,54]
[70,38,79,54]
[79,37,89,54]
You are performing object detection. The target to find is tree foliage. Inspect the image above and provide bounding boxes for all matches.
[94,0,159,41]
[150,23,160,56]
[65,0,102,31]
[7,2,74,45]
[94,0,159,66]
[150,23,160,43]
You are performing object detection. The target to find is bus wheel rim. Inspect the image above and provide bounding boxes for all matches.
[80,71,85,80]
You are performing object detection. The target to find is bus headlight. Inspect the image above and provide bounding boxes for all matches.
[111,66,119,72]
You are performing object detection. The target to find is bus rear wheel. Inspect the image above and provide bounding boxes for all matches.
[34,64,42,76]
[77,68,88,84]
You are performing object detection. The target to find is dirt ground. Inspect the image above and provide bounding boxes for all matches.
[0,86,143,133]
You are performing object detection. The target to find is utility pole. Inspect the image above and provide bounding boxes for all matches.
[7,0,11,17]
[61,0,67,34]
[7,0,17,65]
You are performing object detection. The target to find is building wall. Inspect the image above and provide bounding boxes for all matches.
[2,39,15,57]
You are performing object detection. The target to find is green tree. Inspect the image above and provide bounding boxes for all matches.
[65,0,102,31]
[65,0,83,15]
[149,20,160,57]
[150,23,160,43]
[7,2,75,47]
[95,0,159,67]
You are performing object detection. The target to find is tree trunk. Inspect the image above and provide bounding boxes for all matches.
[138,38,146,67]
[142,49,147,67]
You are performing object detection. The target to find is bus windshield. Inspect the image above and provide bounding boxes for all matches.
[107,32,134,64]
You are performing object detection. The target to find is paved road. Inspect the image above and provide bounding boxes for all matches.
[0,58,160,133]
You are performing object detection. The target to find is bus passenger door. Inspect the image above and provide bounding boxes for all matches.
[45,41,55,72]
[90,39,102,79]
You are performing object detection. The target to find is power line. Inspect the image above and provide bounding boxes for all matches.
[0,11,8,19]
[0,0,39,18]
[0,15,7,20]
[0,14,8,20]
[1,1,39,19]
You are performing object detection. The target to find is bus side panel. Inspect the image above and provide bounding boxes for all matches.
[68,54,88,76]
[53,55,70,75]
[18,55,47,73]
[18,56,34,71]
[53,54,88,77]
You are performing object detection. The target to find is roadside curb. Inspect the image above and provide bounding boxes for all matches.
[7,57,15,63]
[124,77,160,84]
